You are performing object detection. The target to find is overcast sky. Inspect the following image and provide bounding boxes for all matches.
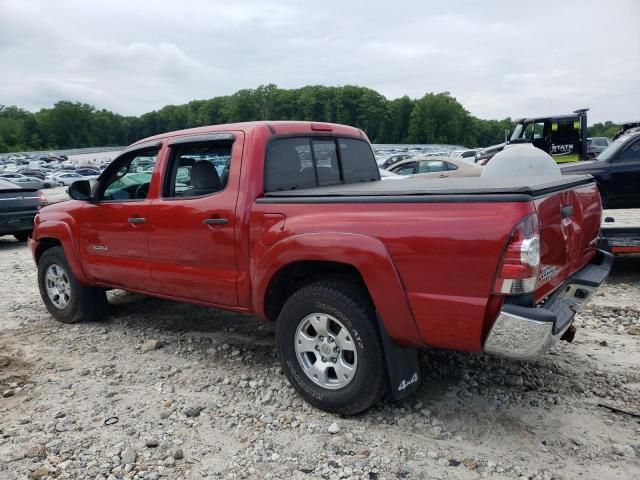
[1,0,639,123]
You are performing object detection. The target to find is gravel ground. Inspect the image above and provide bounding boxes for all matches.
[0,239,639,480]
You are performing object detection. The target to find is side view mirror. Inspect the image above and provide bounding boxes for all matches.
[68,180,92,201]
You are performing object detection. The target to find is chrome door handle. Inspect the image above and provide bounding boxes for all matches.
[128,217,146,224]
[203,218,228,225]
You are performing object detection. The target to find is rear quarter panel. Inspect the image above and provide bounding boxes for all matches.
[251,201,533,351]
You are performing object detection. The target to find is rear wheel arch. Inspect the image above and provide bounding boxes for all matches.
[252,233,423,347]
[263,260,371,322]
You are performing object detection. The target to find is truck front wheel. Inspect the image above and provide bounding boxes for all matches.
[276,281,389,415]
[37,246,107,323]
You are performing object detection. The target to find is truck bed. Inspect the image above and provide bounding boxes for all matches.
[260,174,594,202]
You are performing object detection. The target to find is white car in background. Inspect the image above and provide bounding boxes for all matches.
[47,172,93,186]
[385,156,484,178]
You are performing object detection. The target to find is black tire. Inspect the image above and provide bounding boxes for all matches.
[13,232,29,242]
[37,246,108,323]
[276,280,389,415]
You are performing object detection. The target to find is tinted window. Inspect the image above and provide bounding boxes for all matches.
[418,160,445,173]
[339,138,379,183]
[617,140,640,162]
[552,118,579,141]
[533,121,545,139]
[312,140,341,186]
[265,138,316,192]
[445,161,458,171]
[164,141,233,198]
[265,137,379,192]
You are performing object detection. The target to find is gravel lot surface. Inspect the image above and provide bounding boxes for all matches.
[0,239,638,480]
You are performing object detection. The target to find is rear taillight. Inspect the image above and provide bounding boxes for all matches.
[38,191,47,206]
[493,214,540,295]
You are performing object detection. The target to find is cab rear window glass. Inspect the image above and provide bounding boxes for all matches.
[265,137,379,192]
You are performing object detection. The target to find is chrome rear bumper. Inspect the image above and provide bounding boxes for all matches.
[484,248,613,361]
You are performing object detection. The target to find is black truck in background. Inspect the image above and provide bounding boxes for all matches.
[476,109,589,165]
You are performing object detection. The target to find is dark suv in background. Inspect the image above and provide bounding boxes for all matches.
[561,132,640,209]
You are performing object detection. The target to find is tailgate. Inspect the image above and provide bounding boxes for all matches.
[534,181,602,302]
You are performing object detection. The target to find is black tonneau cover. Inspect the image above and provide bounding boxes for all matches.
[260,175,594,203]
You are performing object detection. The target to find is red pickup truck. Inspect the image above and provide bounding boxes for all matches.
[29,121,612,414]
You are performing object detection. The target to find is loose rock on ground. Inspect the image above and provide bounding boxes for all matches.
[0,238,639,479]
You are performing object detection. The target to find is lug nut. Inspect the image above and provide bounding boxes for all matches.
[314,345,319,351]
[319,336,324,341]
[328,337,334,343]
[321,356,327,362]
[332,357,337,363]
[335,347,340,353]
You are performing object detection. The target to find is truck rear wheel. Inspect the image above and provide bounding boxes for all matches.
[276,281,388,415]
[37,246,107,323]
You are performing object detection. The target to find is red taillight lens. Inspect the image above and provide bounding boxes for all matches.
[493,214,540,295]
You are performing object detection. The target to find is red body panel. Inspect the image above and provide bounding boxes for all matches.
[533,184,601,302]
[30,121,603,353]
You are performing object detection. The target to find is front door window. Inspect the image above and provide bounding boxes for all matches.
[100,151,158,201]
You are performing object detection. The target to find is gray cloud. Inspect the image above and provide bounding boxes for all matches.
[1,0,638,123]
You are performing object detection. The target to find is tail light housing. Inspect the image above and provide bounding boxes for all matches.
[493,214,540,295]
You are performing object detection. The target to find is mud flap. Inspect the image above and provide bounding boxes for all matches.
[376,314,421,401]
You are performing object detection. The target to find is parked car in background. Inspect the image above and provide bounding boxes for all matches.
[1,173,54,189]
[17,169,47,180]
[561,132,640,209]
[8,176,54,190]
[378,153,414,169]
[0,178,43,241]
[75,168,101,177]
[587,137,611,158]
[387,156,483,177]
[453,149,478,160]
[46,172,88,186]
[475,143,506,165]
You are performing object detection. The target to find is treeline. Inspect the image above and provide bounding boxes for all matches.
[587,121,621,139]
[0,84,617,153]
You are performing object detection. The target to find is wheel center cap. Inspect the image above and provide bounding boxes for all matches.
[319,343,333,356]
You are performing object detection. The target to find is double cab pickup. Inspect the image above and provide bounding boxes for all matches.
[30,121,612,414]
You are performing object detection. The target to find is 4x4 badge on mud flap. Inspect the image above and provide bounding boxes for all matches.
[398,372,419,391]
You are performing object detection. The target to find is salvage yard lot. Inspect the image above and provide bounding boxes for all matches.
[0,239,639,480]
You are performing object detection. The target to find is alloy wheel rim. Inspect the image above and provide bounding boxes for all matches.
[294,313,358,390]
[45,264,71,309]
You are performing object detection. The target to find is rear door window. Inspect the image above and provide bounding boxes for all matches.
[265,137,379,192]
[163,140,233,198]
[418,160,445,173]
